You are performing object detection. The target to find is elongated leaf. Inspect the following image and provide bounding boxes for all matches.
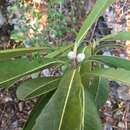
[16,77,60,100]
[99,32,130,42]
[88,77,100,97]
[95,79,109,109]
[32,69,82,130]
[0,58,64,87]
[84,89,102,130]
[81,47,100,101]
[81,53,108,109]
[45,44,73,58]
[80,46,92,86]
[23,92,53,130]
[75,0,115,48]
[84,68,130,85]
[95,44,124,54]
[0,48,44,60]
[84,77,109,109]
[89,55,130,70]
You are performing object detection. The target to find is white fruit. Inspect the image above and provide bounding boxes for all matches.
[67,51,76,60]
[77,53,85,62]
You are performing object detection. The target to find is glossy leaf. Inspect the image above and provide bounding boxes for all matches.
[89,55,130,70]
[84,68,130,85]
[0,48,44,60]
[23,92,53,130]
[84,89,103,130]
[0,58,64,87]
[95,79,109,109]
[81,56,108,109]
[75,0,115,48]
[95,44,124,54]
[45,44,73,58]
[80,46,92,86]
[81,47,100,102]
[99,32,130,42]
[88,77,100,98]
[32,69,82,130]
[16,77,60,100]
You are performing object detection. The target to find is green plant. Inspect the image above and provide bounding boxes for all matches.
[1,0,130,130]
[7,0,47,47]
[48,0,77,38]
[7,0,74,47]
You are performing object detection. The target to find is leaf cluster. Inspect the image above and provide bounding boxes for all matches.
[1,0,130,130]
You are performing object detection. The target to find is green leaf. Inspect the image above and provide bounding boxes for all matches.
[95,79,109,109]
[99,32,130,42]
[23,92,54,130]
[0,48,44,61]
[81,47,100,101]
[95,44,124,54]
[84,68,130,85]
[84,89,103,130]
[89,55,130,70]
[87,77,100,98]
[75,0,115,48]
[45,44,73,58]
[80,46,92,86]
[16,77,60,100]
[32,69,82,130]
[81,52,108,109]
[0,58,64,87]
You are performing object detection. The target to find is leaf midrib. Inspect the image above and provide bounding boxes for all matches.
[26,78,59,98]
[58,69,76,130]
[0,60,64,85]
[75,0,108,46]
